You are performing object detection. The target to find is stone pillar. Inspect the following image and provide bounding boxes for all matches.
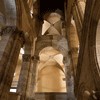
[63,57,75,100]
[33,0,42,37]
[32,14,43,37]
[17,53,31,100]
[26,55,39,100]
[31,55,41,100]
[25,61,35,100]
[68,23,79,76]
[25,46,37,100]
[38,18,43,36]
[76,2,84,21]
[17,54,39,100]
[72,4,82,41]
[0,28,24,100]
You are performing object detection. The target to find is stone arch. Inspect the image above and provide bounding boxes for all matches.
[43,10,63,20]
[75,1,100,98]
[77,0,86,14]
[74,1,100,99]
[88,0,100,88]
[35,46,67,92]
[38,46,65,73]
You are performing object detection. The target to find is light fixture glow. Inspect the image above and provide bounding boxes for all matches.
[10,89,16,92]
[20,48,24,54]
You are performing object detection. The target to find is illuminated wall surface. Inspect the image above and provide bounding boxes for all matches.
[35,47,67,92]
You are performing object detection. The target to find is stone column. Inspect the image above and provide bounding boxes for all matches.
[76,2,84,21]
[68,23,79,76]
[25,44,36,100]
[31,55,40,100]
[32,14,43,37]
[25,61,35,100]
[17,54,39,100]
[63,57,75,100]
[33,0,42,37]
[17,53,31,100]
[37,18,43,36]
[0,29,24,100]
[72,4,82,41]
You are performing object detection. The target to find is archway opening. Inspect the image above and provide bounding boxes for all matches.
[35,46,67,92]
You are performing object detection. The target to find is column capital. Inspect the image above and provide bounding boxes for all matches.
[23,54,31,62]
[1,26,17,35]
[18,31,25,46]
[1,26,25,46]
